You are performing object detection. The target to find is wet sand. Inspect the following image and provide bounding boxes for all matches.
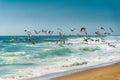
[52,62,120,80]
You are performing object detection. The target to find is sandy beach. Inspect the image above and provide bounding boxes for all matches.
[52,62,120,80]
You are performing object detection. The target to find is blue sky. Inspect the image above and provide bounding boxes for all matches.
[0,0,120,35]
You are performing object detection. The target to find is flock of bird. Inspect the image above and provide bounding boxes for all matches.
[8,27,116,48]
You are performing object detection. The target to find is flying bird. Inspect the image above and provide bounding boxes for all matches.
[57,28,62,31]
[100,27,105,31]
[70,28,76,32]
[109,27,113,32]
[34,30,40,34]
[24,30,32,37]
[59,32,64,37]
[104,32,110,35]
[41,29,47,34]
[48,31,54,35]
[80,27,86,32]
[95,31,100,35]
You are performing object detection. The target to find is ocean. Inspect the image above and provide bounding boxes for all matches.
[0,35,120,80]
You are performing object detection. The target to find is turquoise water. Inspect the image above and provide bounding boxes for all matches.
[0,35,120,80]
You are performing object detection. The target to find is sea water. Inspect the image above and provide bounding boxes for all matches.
[0,35,120,80]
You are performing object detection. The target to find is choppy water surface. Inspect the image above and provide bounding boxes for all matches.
[0,35,120,80]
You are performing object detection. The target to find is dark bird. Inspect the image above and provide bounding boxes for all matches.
[24,30,37,44]
[95,39,100,42]
[59,32,65,44]
[66,42,73,45]
[83,38,88,42]
[95,31,100,35]
[101,38,105,42]
[42,29,47,34]
[104,32,110,35]
[109,27,113,32]
[108,43,116,48]
[59,32,64,38]
[80,27,86,32]
[24,30,32,37]
[85,31,87,35]
[87,38,94,41]
[70,28,76,32]
[48,31,54,35]
[100,27,105,31]
[8,36,16,42]
[108,32,110,35]
[34,30,40,34]
[57,28,63,31]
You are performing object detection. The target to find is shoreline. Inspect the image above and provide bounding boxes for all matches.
[52,61,120,80]
[25,60,120,80]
